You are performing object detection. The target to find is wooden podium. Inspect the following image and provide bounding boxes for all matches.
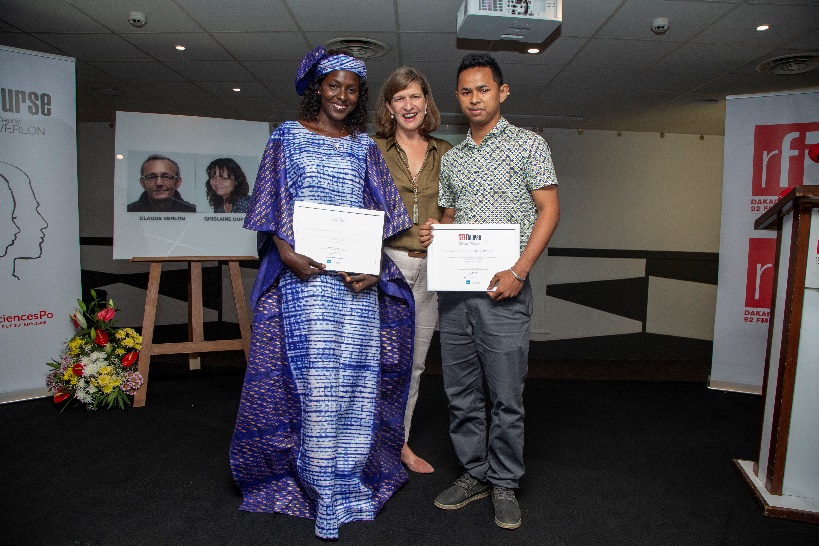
[734,186,819,523]
[131,256,256,407]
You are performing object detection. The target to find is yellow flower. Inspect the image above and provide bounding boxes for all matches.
[115,330,126,340]
[98,373,122,394]
[68,337,83,356]
[115,348,125,355]
[99,366,112,375]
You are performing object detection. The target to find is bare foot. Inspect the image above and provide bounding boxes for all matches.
[401,443,434,474]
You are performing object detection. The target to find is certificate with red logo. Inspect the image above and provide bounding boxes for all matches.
[427,224,520,291]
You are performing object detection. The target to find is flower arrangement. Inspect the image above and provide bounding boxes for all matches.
[46,290,144,410]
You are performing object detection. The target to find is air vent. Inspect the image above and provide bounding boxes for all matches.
[756,53,819,75]
[324,38,389,59]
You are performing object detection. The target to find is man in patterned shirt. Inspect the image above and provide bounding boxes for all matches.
[419,53,559,530]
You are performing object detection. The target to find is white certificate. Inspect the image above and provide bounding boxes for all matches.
[427,224,521,291]
[293,201,385,275]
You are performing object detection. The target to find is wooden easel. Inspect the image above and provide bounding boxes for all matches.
[130,256,256,407]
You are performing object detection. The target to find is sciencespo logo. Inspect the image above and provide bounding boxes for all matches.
[0,309,55,328]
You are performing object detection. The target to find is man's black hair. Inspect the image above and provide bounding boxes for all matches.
[457,53,504,86]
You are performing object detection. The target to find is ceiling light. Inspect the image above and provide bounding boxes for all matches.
[116,154,124,160]
[527,48,540,54]
[756,24,770,31]
[232,88,241,92]
[175,45,186,51]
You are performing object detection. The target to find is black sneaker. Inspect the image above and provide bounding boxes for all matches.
[492,486,521,529]
[433,472,491,510]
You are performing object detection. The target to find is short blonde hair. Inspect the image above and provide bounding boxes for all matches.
[375,66,441,139]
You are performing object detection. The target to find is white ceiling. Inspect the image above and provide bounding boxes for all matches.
[1,0,817,135]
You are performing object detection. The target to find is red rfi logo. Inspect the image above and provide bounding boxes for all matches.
[752,122,819,196]
[745,237,776,308]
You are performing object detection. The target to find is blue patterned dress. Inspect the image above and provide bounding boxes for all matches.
[230,121,413,540]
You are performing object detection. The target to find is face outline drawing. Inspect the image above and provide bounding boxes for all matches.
[0,161,48,279]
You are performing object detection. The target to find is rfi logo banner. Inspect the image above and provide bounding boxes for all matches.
[711,88,819,392]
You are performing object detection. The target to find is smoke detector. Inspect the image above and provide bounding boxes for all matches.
[757,53,819,75]
[651,17,670,34]
[324,38,389,59]
[128,11,146,28]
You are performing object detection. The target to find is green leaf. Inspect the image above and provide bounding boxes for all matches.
[78,300,87,312]
[90,288,97,299]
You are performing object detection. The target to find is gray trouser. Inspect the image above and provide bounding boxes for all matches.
[438,281,532,489]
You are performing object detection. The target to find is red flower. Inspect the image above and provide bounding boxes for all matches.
[54,392,71,404]
[72,363,83,376]
[121,351,138,367]
[96,307,115,322]
[70,309,86,329]
[94,329,108,346]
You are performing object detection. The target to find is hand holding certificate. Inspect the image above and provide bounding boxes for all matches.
[293,201,385,276]
[427,224,520,291]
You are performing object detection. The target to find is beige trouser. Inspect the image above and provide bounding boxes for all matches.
[385,247,438,442]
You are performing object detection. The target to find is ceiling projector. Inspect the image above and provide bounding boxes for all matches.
[456,0,562,43]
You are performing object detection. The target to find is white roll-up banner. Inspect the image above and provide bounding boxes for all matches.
[0,46,81,402]
[711,89,819,393]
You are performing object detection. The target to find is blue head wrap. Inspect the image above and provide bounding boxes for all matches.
[295,45,367,96]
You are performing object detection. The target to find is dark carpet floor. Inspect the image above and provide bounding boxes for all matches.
[1,359,817,545]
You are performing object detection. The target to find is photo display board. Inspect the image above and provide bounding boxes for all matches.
[113,112,270,259]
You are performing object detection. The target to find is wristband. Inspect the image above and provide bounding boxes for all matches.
[509,268,525,282]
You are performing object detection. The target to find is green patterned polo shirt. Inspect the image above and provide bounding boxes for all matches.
[439,117,558,253]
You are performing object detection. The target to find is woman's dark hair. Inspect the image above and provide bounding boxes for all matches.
[375,66,441,139]
[457,53,504,86]
[205,158,249,209]
[298,49,369,134]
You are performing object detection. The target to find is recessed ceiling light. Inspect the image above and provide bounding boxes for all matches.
[756,24,770,31]
[175,45,186,51]
[527,48,540,54]
[116,154,124,160]
[232,87,241,92]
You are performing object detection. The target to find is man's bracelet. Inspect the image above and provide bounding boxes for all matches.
[509,268,525,282]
